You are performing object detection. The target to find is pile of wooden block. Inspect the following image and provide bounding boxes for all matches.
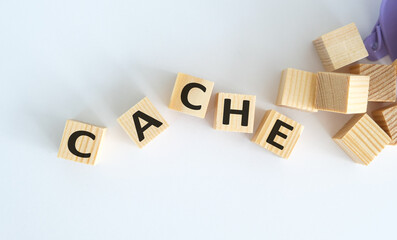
[57,23,397,166]
[278,23,397,165]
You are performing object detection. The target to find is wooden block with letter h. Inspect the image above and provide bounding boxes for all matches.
[333,114,391,165]
[276,68,317,112]
[373,104,397,145]
[313,23,368,71]
[169,73,214,118]
[58,120,106,165]
[213,93,256,133]
[118,97,169,148]
[315,72,369,114]
[252,110,304,159]
[350,63,396,102]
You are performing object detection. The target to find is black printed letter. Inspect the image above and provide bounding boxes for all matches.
[266,120,294,150]
[68,131,96,158]
[133,111,163,141]
[223,99,250,126]
[180,83,207,110]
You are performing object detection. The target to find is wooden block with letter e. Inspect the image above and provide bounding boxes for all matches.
[252,110,304,159]
[333,114,391,165]
[373,104,397,145]
[213,93,256,133]
[118,97,169,148]
[276,68,318,112]
[58,120,106,165]
[315,72,369,114]
[313,23,368,71]
[350,63,396,102]
[169,73,214,118]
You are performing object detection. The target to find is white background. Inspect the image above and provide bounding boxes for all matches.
[1,0,396,239]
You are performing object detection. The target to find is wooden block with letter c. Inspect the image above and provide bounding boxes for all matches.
[57,120,106,165]
[169,73,214,118]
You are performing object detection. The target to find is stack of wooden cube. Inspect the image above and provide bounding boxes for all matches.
[277,23,397,165]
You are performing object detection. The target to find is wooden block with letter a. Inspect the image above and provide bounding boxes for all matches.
[315,72,369,114]
[117,97,169,148]
[276,68,317,112]
[252,110,304,159]
[313,23,368,71]
[373,104,397,145]
[58,120,106,165]
[169,73,214,118]
[350,64,396,102]
[333,114,391,165]
[213,93,256,133]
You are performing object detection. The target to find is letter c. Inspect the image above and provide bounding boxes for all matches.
[180,83,207,110]
[68,131,96,158]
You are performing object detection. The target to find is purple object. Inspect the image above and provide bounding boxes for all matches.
[364,0,397,61]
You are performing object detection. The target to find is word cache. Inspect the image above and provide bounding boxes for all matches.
[58,23,397,166]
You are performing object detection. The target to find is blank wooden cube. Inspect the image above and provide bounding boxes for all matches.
[252,110,304,159]
[118,97,169,148]
[316,72,369,114]
[58,120,106,165]
[169,73,214,118]
[373,104,397,145]
[213,93,256,133]
[313,23,368,72]
[276,68,318,112]
[333,114,391,165]
[350,64,396,102]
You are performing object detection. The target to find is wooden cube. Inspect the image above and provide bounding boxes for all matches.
[373,104,397,145]
[350,64,396,102]
[315,72,369,114]
[57,120,106,165]
[276,68,318,112]
[169,73,214,118]
[213,93,256,133]
[117,97,169,148]
[252,110,304,159]
[313,23,368,72]
[333,114,391,165]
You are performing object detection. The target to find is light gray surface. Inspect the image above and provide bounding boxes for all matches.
[1,0,396,239]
